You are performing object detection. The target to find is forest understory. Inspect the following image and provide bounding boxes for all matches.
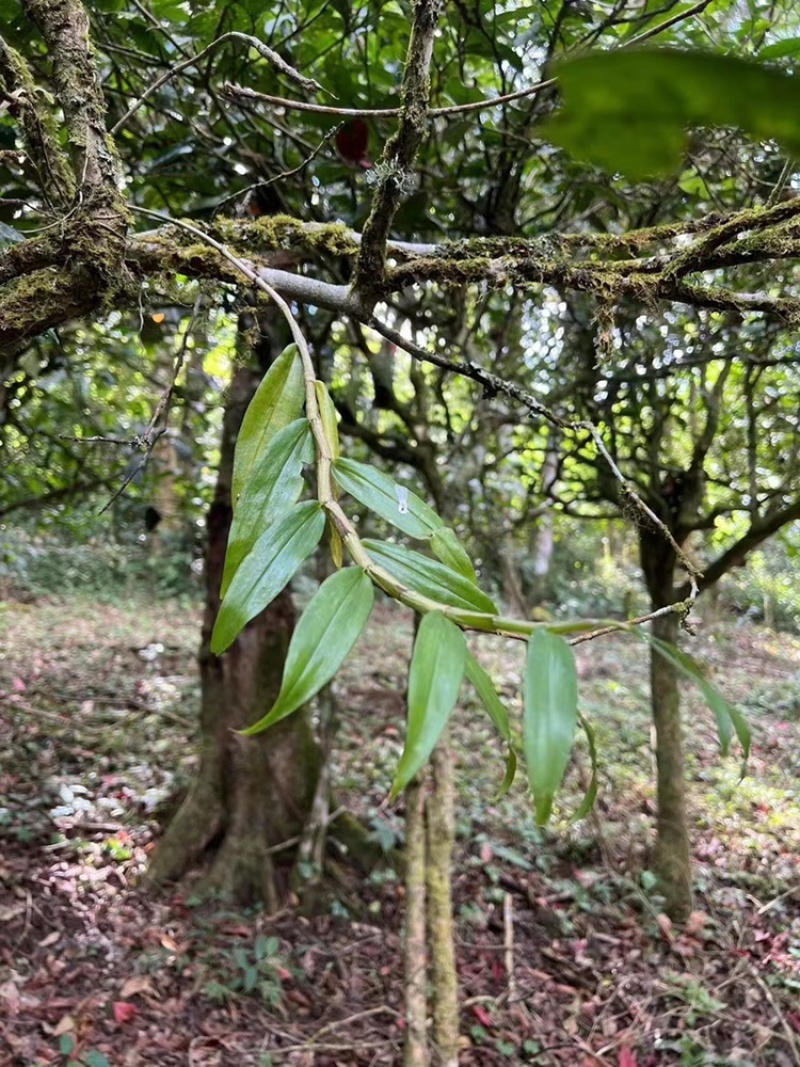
[1,591,798,1067]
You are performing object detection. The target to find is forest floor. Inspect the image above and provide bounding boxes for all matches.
[0,585,799,1067]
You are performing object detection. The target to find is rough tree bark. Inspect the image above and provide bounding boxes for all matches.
[425,730,459,1067]
[639,528,693,919]
[403,774,429,1067]
[147,363,320,908]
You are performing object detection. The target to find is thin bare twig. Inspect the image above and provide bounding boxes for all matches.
[211,122,346,215]
[578,420,701,590]
[112,31,324,135]
[221,76,554,119]
[98,294,203,512]
[219,0,713,126]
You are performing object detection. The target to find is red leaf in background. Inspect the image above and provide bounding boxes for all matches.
[335,119,372,169]
[619,1048,638,1067]
[470,1004,493,1027]
[787,1011,800,1034]
[112,1002,137,1025]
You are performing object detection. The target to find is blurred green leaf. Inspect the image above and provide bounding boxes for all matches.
[495,748,517,800]
[241,566,374,734]
[362,539,497,615]
[523,630,578,824]
[222,419,312,597]
[759,37,800,60]
[82,1052,112,1067]
[334,456,441,539]
[232,345,304,503]
[572,714,598,821]
[646,633,750,759]
[546,49,800,179]
[211,501,324,654]
[390,612,467,798]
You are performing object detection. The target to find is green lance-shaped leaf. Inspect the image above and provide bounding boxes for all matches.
[466,653,516,797]
[430,526,478,584]
[315,380,340,459]
[523,630,579,825]
[645,633,750,761]
[363,539,497,615]
[241,566,375,735]
[545,48,800,180]
[495,748,517,800]
[390,612,467,799]
[211,501,325,655]
[232,344,304,504]
[221,419,312,597]
[572,714,599,822]
[465,653,510,741]
[333,456,442,540]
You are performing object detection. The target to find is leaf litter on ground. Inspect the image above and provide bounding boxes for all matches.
[0,591,798,1065]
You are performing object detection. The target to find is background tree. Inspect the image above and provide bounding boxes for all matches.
[4,0,800,941]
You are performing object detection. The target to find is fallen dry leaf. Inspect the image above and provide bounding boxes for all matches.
[112,1001,137,1025]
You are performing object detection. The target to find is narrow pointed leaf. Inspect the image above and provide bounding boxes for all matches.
[211,502,324,655]
[330,526,344,569]
[232,344,304,503]
[363,539,497,615]
[390,612,467,798]
[495,749,517,800]
[466,653,516,797]
[334,456,442,539]
[241,567,374,735]
[572,714,598,821]
[315,380,340,459]
[430,526,478,583]
[465,653,510,741]
[524,630,579,825]
[222,419,312,597]
[646,634,750,760]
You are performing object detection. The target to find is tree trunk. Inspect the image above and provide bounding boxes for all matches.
[650,610,692,918]
[147,365,320,907]
[403,775,430,1067]
[425,729,459,1067]
[640,529,692,919]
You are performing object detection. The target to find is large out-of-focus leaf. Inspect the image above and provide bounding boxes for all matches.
[211,502,324,655]
[362,539,497,615]
[333,457,442,539]
[546,49,800,179]
[390,612,467,798]
[221,419,312,597]
[430,526,478,583]
[241,567,374,735]
[523,630,579,824]
[231,345,304,503]
[646,633,750,759]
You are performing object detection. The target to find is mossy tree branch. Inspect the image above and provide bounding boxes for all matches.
[0,0,130,355]
[353,0,443,307]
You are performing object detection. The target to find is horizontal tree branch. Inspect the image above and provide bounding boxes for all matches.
[7,195,800,356]
[680,497,800,596]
